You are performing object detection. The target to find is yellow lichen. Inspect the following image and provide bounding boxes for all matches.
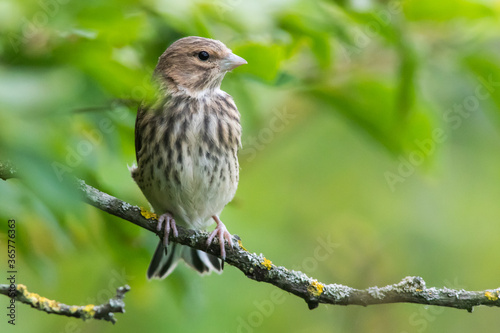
[307,280,324,297]
[416,289,423,292]
[82,304,96,320]
[485,291,499,301]
[39,296,61,311]
[261,257,272,270]
[17,284,61,311]
[140,207,158,220]
[19,285,42,305]
[16,284,99,319]
[238,239,248,252]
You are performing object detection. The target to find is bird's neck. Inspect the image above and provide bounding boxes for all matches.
[174,85,222,99]
[158,73,226,99]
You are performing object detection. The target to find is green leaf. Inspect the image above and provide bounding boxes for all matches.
[232,42,285,82]
[463,53,500,125]
[404,0,495,21]
[309,77,435,155]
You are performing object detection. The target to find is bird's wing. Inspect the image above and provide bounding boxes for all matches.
[134,103,148,162]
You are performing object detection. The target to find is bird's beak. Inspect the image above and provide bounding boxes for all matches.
[221,53,247,71]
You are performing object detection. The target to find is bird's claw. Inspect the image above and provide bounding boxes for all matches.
[207,216,233,260]
[157,213,178,247]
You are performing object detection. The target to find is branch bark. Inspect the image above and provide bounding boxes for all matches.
[1,162,500,312]
[0,283,130,323]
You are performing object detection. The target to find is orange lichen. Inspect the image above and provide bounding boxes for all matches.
[140,207,158,220]
[308,280,324,297]
[261,257,272,270]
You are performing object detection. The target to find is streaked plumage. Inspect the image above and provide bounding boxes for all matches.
[131,37,246,279]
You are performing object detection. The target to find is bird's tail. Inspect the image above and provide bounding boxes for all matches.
[147,241,223,279]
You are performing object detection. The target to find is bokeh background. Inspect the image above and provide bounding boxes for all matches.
[1,0,500,332]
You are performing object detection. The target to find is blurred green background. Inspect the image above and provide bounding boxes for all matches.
[1,0,500,332]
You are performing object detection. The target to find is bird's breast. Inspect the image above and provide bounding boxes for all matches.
[136,91,241,229]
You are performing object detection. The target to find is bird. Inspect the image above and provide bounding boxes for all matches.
[130,36,247,279]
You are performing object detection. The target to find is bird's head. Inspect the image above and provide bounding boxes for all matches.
[154,36,247,97]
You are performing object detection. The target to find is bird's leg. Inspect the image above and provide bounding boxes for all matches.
[207,215,233,260]
[156,212,178,249]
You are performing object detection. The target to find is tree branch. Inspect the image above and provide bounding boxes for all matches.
[1,162,499,312]
[77,178,500,311]
[0,283,130,323]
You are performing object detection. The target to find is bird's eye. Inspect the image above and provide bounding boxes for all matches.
[198,51,210,61]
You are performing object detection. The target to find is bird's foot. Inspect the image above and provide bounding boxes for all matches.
[157,212,178,248]
[207,216,233,260]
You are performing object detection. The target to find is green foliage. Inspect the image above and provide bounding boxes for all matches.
[1,0,500,332]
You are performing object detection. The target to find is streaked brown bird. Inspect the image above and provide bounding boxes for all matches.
[131,36,247,279]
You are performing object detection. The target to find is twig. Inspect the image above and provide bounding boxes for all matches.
[1,162,499,312]
[0,283,130,324]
